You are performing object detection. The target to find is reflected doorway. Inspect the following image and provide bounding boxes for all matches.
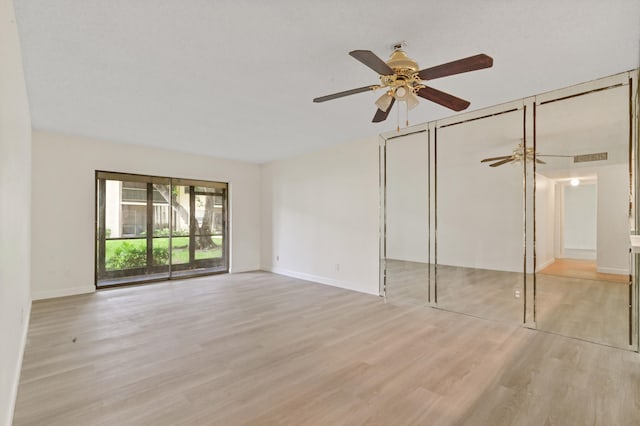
[534,84,632,349]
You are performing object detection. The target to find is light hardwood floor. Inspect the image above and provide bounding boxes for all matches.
[385,259,632,349]
[385,260,525,325]
[539,258,628,284]
[14,272,640,425]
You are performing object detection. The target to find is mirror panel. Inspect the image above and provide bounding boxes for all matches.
[384,131,430,305]
[435,110,525,323]
[535,84,632,349]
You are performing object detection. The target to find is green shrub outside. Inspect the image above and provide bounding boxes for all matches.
[105,236,222,270]
[106,241,169,269]
[139,228,189,237]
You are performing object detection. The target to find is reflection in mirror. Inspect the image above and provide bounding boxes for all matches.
[380,73,637,348]
[535,84,631,349]
[436,109,525,323]
[384,131,429,305]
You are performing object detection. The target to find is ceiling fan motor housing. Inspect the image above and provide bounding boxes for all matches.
[386,49,419,73]
[380,49,422,96]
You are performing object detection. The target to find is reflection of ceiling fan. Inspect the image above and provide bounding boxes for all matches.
[481,142,573,167]
[313,43,493,123]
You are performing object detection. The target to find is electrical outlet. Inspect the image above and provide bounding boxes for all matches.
[336,263,340,272]
[514,290,521,299]
[276,255,279,262]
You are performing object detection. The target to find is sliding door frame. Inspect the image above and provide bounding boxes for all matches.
[95,171,229,288]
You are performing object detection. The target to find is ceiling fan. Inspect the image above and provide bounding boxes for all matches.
[313,43,493,123]
[481,142,573,167]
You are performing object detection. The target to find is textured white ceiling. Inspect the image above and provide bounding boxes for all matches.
[14,0,640,163]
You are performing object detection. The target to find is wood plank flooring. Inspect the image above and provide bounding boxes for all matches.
[13,272,640,425]
[536,273,629,348]
[540,258,628,283]
[385,259,632,349]
[385,260,525,325]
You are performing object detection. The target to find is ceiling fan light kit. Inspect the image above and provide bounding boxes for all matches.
[375,92,394,112]
[313,43,494,127]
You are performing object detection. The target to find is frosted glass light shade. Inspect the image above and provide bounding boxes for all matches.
[392,86,419,110]
[375,93,393,112]
[405,91,419,110]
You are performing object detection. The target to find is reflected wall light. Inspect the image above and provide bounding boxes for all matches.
[570,178,580,186]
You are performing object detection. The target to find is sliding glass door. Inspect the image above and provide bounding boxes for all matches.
[170,182,227,277]
[96,172,228,287]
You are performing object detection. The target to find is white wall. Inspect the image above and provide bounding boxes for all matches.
[0,0,32,424]
[386,132,429,262]
[563,183,597,259]
[31,131,262,300]
[261,137,379,295]
[553,182,565,260]
[437,112,524,272]
[535,174,556,271]
[597,164,629,274]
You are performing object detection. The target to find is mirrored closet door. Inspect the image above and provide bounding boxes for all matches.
[534,83,634,349]
[434,108,526,324]
[380,70,638,351]
[383,130,430,305]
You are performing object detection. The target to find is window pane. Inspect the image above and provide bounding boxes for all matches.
[104,180,147,238]
[194,186,224,194]
[195,194,215,235]
[195,194,225,233]
[171,236,190,264]
[105,239,147,271]
[195,236,223,260]
[170,185,191,267]
[172,185,190,236]
[213,195,224,233]
[152,237,170,266]
[152,184,170,236]
[121,205,146,236]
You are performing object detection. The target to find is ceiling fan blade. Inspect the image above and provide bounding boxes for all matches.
[416,86,470,111]
[372,98,396,122]
[481,155,512,163]
[536,159,547,164]
[313,85,378,103]
[418,54,493,81]
[489,158,515,167]
[349,50,394,75]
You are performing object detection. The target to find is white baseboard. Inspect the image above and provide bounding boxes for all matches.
[535,258,555,272]
[229,265,260,274]
[32,286,94,301]
[597,266,628,275]
[264,266,378,296]
[563,248,596,260]
[6,299,31,426]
